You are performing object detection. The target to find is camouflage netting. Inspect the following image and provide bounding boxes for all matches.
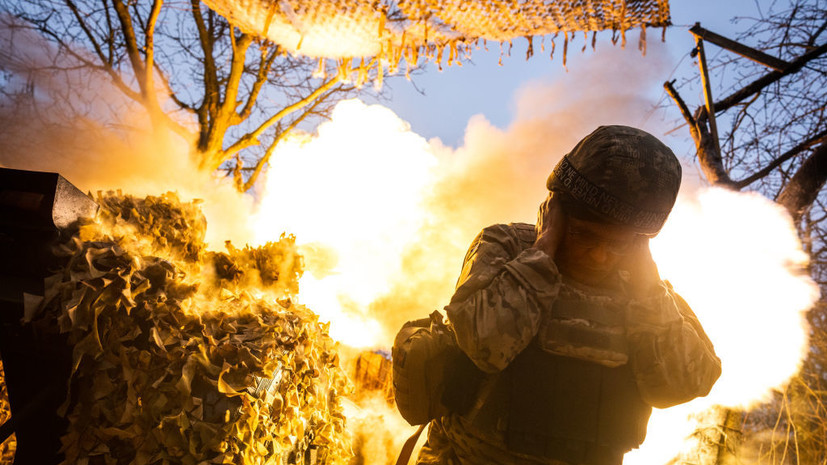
[18,192,352,465]
[0,361,14,462]
[202,0,670,69]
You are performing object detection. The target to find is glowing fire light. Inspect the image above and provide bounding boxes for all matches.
[653,188,817,408]
[250,98,819,463]
[252,99,437,348]
[625,187,820,464]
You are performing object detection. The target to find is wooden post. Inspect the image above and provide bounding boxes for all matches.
[715,408,744,465]
[689,24,790,72]
[694,27,721,156]
[676,406,743,465]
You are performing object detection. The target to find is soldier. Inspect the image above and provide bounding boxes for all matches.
[416,125,722,465]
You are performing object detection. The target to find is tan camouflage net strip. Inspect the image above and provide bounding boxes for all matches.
[12,192,352,465]
[0,361,15,462]
[202,0,669,70]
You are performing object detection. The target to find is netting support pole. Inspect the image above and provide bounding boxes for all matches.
[693,25,721,156]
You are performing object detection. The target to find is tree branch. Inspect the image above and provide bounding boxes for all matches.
[735,129,827,189]
[241,95,326,192]
[236,42,278,124]
[777,142,827,222]
[143,0,164,106]
[111,0,147,94]
[714,42,827,114]
[220,71,346,164]
[212,30,253,140]
[190,0,219,148]
[103,0,115,66]
[664,80,696,128]
[807,19,827,48]
[63,0,108,66]
[151,60,195,114]
[27,22,142,102]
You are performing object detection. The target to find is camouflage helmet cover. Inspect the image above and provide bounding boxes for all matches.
[546,125,682,235]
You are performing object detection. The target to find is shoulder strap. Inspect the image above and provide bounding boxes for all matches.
[395,424,427,465]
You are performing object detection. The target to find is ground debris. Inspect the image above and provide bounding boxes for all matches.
[18,191,351,465]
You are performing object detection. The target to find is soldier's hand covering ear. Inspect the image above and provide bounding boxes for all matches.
[533,194,566,260]
[622,237,662,299]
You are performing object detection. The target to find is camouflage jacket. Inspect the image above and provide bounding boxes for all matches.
[445,222,721,409]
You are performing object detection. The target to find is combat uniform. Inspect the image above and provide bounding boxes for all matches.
[415,222,722,465]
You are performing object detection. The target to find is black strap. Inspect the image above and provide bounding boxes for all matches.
[395,424,427,465]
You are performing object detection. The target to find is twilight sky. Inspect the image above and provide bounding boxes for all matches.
[366,0,763,155]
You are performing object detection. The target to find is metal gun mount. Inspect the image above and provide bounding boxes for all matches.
[0,167,98,464]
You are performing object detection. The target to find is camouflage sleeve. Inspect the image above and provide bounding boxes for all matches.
[445,224,562,373]
[626,282,722,408]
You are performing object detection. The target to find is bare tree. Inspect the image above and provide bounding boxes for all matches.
[666,0,825,287]
[667,1,825,209]
[666,1,826,462]
[0,0,375,191]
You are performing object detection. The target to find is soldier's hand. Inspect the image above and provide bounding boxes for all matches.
[622,237,662,299]
[533,194,566,260]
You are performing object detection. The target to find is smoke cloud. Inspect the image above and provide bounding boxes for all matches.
[0,16,256,248]
[371,41,676,338]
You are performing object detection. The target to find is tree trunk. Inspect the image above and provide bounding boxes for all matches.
[777,142,827,222]
[692,107,737,189]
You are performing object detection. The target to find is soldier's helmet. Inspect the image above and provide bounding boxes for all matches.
[546,125,682,236]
